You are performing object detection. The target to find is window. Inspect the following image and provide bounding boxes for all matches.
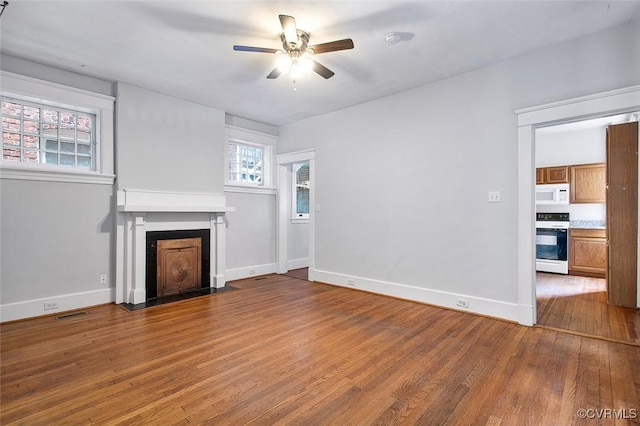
[224,125,275,191]
[293,161,310,219]
[2,97,96,170]
[227,139,264,186]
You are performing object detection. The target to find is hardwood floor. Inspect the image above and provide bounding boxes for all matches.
[536,272,640,346]
[2,273,640,424]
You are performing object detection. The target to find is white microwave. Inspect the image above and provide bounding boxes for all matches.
[535,183,570,205]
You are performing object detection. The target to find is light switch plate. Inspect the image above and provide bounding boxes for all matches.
[488,191,501,202]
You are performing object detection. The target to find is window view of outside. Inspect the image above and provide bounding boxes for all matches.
[295,161,310,218]
[1,97,95,169]
[227,140,264,186]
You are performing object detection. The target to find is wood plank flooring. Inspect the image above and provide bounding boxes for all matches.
[536,272,640,346]
[2,273,640,425]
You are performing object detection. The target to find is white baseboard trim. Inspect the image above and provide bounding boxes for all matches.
[287,258,309,271]
[226,263,277,282]
[311,269,520,323]
[1,288,114,323]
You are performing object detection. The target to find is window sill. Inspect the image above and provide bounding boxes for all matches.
[0,163,115,185]
[291,218,310,224]
[224,185,276,195]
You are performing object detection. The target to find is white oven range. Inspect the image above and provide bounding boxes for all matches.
[535,212,570,274]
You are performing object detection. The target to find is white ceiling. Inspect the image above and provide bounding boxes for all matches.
[1,1,639,126]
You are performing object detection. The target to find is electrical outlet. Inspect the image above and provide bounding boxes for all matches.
[456,298,469,309]
[100,274,107,285]
[249,269,256,275]
[44,301,59,311]
[347,279,355,287]
[488,191,501,203]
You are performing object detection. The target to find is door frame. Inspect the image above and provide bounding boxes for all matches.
[275,149,316,279]
[515,85,640,326]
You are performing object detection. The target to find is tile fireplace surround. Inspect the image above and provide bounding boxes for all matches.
[115,190,233,305]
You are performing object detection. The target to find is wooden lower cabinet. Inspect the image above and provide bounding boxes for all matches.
[569,229,607,278]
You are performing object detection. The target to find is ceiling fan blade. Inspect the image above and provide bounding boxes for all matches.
[308,38,354,54]
[311,60,335,79]
[266,68,282,79]
[233,45,279,54]
[279,14,298,45]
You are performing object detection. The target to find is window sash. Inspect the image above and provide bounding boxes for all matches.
[293,161,310,219]
[2,96,96,170]
[227,139,265,187]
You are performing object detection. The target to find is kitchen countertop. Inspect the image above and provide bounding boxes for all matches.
[570,220,606,230]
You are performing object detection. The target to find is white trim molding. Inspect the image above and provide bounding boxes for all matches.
[312,269,519,321]
[225,263,278,282]
[0,163,115,185]
[515,85,640,326]
[117,189,233,213]
[1,288,113,323]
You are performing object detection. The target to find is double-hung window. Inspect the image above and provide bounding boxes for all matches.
[2,97,96,170]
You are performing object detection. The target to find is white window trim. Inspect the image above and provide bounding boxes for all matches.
[224,125,276,193]
[0,71,115,185]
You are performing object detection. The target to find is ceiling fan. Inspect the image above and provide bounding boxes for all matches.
[233,14,354,80]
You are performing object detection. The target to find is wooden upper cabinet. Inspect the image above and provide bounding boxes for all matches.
[536,166,569,184]
[570,163,606,203]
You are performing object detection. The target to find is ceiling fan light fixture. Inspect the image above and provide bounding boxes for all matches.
[275,52,292,72]
[298,55,313,72]
[290,62,304,80]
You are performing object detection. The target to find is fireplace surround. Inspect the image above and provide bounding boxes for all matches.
[115,190,233,305]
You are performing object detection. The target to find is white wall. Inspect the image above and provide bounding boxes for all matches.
[536,125,607,167]
[225,191,277,279]
[277,19,640,321]
[115,83,225,194]
[0,180,113,302]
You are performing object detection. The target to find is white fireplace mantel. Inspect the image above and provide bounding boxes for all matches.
[115,189,234,305]
[117,189,234,213]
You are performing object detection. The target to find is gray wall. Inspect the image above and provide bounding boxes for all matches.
[277,19,640,308]
[0,180,113,303]
[225,191,276,271]
[115,83,225,193]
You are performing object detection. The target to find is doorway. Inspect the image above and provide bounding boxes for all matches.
[515,85,640,327]
[532,116,639,345]
[275,150,315,281]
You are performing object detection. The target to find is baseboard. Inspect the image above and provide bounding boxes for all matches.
[1,288,114,323]
[287,258,309,271]
[311,269,520,323]
[225,263,277,282]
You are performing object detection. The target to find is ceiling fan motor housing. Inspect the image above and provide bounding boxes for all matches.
[281,30,310,53]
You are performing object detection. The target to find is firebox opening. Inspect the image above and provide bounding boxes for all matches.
[146,229,210,300]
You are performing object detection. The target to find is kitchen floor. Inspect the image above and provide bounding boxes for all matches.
[536,272,639,346]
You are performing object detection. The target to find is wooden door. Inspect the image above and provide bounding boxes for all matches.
[606,121,638,307]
